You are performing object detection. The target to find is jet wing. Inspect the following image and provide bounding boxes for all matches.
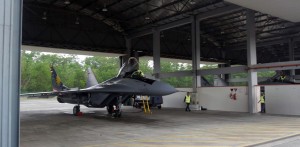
[20,91,54,96]
[20,91,57,98]
[58,84,137,94]
[20,88,80,96]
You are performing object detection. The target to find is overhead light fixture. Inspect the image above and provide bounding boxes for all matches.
[75,17,79,25]
[145,16,150,20]
[42,11,47,20]
[64,0,70,5]
[145,12,151,20]
[187,35,191,41]
[102,3,108,12]
[189,0,196,5]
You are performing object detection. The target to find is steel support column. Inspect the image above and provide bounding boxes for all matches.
[289,39,295,77]
[196,18,201,88]
[120,38,132,67]
[224,63,231,82]
[153,29,161,79]
[191,16,201,91]
[125,38,131,56]
[246,10,258,113]
[218,64,225,79]
[0,0,22,146]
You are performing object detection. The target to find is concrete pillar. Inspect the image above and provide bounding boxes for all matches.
[0,0,22,146]
[289,39,295,77]
[153,28,161,79]
[246,10,258,113]
[191,16,201,91]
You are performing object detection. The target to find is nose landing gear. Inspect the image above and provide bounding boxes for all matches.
[112,105,122,118]
[73,105,81,116]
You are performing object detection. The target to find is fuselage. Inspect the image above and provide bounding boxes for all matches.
[57,76,177,108]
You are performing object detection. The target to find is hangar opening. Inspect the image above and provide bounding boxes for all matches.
[1,0,300,146]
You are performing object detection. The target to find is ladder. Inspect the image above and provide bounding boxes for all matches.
[141,95,151,114]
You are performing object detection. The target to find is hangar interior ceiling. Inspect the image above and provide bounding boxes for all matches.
[23,0,300,65]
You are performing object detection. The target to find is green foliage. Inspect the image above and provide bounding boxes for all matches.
[21,52,85,93]
[200,64,218,84]
[161,77,192,88]
[22,52,277,93]
[160,61,192,87]
[84,56,119,82]
[139,59,153,74]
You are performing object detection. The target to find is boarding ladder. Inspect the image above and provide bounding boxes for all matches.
[141,95,151,114]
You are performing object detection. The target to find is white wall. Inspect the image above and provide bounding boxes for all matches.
[163,88,192,108]
[198,87,249,112]
[265,85,300,115]
[163,87,250,112]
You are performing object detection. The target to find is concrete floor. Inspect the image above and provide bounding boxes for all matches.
[21,98,300,147]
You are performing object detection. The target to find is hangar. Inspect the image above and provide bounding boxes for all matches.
[1,0,300,146]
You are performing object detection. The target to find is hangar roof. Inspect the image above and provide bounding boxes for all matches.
[23,0,300,65]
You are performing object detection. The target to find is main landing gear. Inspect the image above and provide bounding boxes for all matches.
[73,105,81,116]
[106,105,122,118]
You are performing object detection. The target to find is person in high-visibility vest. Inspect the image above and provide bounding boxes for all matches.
[131,70,144,79]
[258,92,265,113]
[280,74,286,82]
[184,92,191,112]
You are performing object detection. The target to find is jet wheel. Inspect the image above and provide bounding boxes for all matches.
[112,111,122,118]
[73,106,80,116]
[118,112,122,118]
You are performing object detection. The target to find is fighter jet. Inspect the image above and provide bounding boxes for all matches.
[22,57,177,117]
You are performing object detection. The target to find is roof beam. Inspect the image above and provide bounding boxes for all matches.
[90,0,123,16]
[198,65,247,75]
[196,4,243,21]
[249,61,300,72]
[125,0,184,21]
[102,0,152,21]
[228,36,300,51]
[128,4,242,39]
[76,0,98,12]
[128,17,191,39]
[157,17,191,31]
[159,65,247,78]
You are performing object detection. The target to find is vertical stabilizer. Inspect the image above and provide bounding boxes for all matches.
[86,67,98,88]
[51,66,69,91]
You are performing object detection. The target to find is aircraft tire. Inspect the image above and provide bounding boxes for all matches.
[118,112,122,118]
[73,106,80,116]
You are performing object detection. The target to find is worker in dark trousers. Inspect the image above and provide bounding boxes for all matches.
[184,92,191,112]
[258,92,265,113]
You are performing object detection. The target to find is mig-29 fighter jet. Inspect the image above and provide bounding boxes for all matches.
[22,57,177,117]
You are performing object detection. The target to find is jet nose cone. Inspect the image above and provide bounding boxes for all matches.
[152,81,177,95]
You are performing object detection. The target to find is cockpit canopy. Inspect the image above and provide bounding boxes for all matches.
[117,57,138,78]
